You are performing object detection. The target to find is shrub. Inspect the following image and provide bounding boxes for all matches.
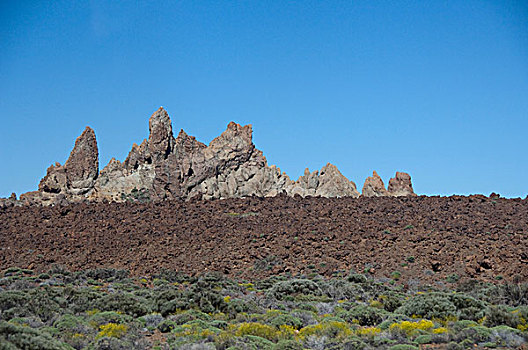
[389,319,434,337]
[356,326,381,338]
[389,345,419,350]
[268,314,303,330]
[484,305,520,328]
[396,293,457,320]
[235,322,278,341]
[267,279,322,301]
[96,323,128,339]
[445,274,459,283]
[53,314,89,333]
[348,273,368,284]
[0,291,29,320]
[391,271,402,281]
[138,313,164,329]
[88,311,132,327]
[96,292,150,317]
[379,293,404,312]
[298,321,353,340]
[337,305,387,326]
[489,325,526,348]
[157,319,177,333]
[414,334,433,344]
[273,339,303,350]
[0,321,73,350]
[83,268,129,282]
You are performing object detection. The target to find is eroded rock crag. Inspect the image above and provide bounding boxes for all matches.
[14,107,415,205]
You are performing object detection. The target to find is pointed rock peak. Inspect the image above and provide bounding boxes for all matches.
[320,163,340,175]
[175,128,207,151]
[64,126,99,171]
[304,168,311,176]
[147,107,174,160]
[177,128,188,138]
[38,126,99,195]
[209,122,254,149]
[362,170,389,197]
[149,107,173,142]
[388,171,416,197]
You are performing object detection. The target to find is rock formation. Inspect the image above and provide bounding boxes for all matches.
[362,171,389,197]
[20,127,98,205]
[9,107,415,205]
[290,164,360,198]
[388,171,416,197]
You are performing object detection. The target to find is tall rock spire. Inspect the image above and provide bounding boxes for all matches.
[148,107,175,162]
[39,126,99,196]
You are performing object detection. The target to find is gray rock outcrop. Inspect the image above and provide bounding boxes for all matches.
[289,164,360,198]
[14,107,415,205]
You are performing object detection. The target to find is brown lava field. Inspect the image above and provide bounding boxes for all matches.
[1,195,527,285]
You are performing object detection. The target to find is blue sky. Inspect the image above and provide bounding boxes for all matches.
[1,1,527,198]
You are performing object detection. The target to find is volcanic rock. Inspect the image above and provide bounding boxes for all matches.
[387,171,416,197]
[18,107,415,204]
[290,163,360,198]
[20,127,98,205]
[38,126,98,196]
[361,171,389,197]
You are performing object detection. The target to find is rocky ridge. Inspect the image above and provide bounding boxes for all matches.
[7,107,415,206]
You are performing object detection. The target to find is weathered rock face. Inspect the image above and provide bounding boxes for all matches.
[388,171,416,197]
[16,107,415,205]
[362,171,389,197]
[20,127,98,205]
[290,163,360,198]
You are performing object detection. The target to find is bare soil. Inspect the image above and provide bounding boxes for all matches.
[1,195,527,285]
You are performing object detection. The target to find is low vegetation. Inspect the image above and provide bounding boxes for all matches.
[0,266,526,349]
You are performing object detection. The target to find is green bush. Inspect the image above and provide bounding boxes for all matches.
[347,273,368,284]
[337,305,387,326]
[268,314,303,330]
[96,293,150,317]
[157,319,177,333]
[396,293,457,320]
[0,321,73,350]
[267,279,323,300]
[388,345,419,350]
[484,305,519,328]
[273,339,303,350]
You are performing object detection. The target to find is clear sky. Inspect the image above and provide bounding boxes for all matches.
[1,1,527,198]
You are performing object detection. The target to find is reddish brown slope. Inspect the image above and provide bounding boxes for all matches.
[0,195,526,284]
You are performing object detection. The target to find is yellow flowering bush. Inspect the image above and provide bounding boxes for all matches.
[433,327,448,334]
[357,326,381,337]
[235,322,278,341]
[389,319,434,337]
[96,323,128,339]
[298,321,353,340]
